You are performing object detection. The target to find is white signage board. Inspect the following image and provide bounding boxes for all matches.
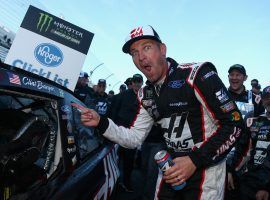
[5,5,94,91]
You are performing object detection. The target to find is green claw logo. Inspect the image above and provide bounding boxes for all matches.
[37,13,53,32]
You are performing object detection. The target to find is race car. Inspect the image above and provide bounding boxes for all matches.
[0,62,119,200]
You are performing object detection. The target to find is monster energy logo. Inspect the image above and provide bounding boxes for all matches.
[37,13,53,32]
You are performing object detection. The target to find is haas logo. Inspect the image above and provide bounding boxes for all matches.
[130,27,143,38]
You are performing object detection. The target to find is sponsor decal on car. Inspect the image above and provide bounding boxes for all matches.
[58,89,64,97]
[61,105,71,113]
[22,77,55,93]
[67,136,75,144]
[94,146,119,199]
[7,72,21,85]
[67,146,76,153]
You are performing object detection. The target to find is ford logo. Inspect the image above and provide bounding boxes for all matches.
[168,80,185,89]
[34,43,63,67]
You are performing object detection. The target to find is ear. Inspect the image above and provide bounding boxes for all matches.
[160,43,167,57]
[244,75,248,81]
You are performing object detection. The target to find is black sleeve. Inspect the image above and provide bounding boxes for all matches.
[108,93,122,121]
[188,63,245,168]
[226,122,251,172]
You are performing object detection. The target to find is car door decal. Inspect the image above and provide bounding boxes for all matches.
[94,146,119,199]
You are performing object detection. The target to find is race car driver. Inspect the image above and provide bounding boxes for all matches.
[75,25,244,200]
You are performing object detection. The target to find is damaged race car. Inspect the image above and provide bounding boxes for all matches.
[0,62,119,200]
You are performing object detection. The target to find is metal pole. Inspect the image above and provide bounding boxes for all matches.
[89,63,104,77]
[105,73,114,80]
[112,81,121,90]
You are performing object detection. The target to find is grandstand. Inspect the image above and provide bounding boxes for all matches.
[0,25,15,62]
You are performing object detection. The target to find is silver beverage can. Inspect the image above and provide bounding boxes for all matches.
[154,150,186,190]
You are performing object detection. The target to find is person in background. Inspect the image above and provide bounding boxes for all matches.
[93,79,110,117]
[251,79,259,88]
[119,84,127,94]
[74,72,95,108]
[92,84,98,93]
[227,86,270,200]
[108,90,114,98]
[110,74,144,193]
[77,25,244,199]
[251,79,262,95]
[228,64,265,118]
[124,77,133,89]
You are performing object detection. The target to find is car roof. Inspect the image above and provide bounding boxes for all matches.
[0,62,74,99]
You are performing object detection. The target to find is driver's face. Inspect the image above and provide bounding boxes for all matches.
[129,39,167,84]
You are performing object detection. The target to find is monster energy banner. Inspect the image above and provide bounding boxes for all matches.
[5,5,94,90]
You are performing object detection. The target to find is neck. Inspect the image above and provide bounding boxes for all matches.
[153,59,169,85]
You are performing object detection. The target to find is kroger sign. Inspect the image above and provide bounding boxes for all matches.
[34,43,63,67]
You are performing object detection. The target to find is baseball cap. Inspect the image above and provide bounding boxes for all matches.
[228,64,246,76]
[98,79,106,85]
[79,71,89,78]
[120,84,127,90]
[262,86,270,99]
[251,79,259,84]
[132,74,143,82]
[124,77,132,86]
[108,90,114,95]
[122,25,162,53]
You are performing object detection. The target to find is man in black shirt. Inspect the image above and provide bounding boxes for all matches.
[110,74,143,192]
[228,64,264,118]
[74,72,95,108]
[94,79,110,117]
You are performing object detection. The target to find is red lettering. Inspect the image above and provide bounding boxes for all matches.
[130,27,143,38]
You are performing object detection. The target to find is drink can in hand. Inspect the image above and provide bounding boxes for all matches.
[154,150,186,190]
